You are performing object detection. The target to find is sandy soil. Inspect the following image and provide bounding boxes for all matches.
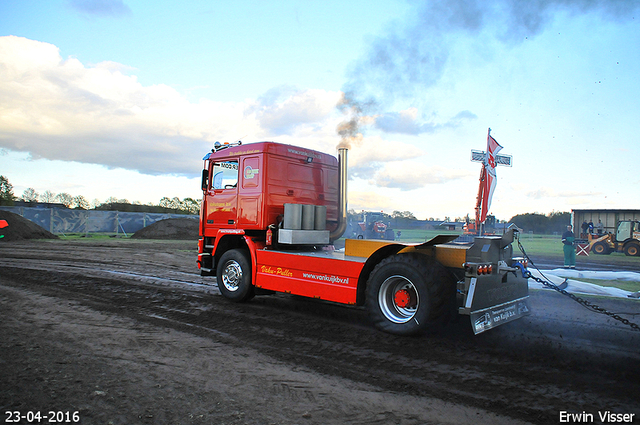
[131,218,199,240]
[0,210,58,241]
[1,238,639,425]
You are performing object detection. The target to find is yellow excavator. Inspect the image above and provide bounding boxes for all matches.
[589,220,640,256]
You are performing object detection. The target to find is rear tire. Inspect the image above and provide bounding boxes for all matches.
[592,241,611,255]
[216,249,255,302]
[365,254,454,336]
[624,243,640,257]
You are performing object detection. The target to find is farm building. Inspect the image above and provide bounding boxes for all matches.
[571,209,640,238]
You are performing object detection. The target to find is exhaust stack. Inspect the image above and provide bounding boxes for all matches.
[330,147,348,242]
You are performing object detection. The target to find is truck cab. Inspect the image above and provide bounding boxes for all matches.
[200,142,341,238]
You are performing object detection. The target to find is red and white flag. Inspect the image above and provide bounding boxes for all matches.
[479,132,502,224]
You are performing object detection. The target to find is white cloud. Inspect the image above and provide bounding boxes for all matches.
[348,136,423,165]
[374,107,477,135]
[0,36,344,176]
[348,190,394,213]
[372,160,474,191]
[526,187,600,200]
[249,86,342,135]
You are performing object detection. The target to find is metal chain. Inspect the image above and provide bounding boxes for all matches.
[516,236,640,332]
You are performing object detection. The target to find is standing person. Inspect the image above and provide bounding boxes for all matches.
[561,225,576,269]
[581,220,588,238]
[597,219,604,235]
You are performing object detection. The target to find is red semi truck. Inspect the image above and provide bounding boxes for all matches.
[197,141,530,335]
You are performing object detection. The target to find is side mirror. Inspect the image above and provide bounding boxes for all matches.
[201,169,208,191]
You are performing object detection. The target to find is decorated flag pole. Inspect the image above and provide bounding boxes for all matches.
[470,128,512,236]
[474,159,487,235]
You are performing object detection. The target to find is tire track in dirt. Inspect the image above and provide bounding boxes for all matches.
[1,271,535,425]
[2,240,639,424]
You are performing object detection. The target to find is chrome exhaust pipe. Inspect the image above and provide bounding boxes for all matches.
[330,147,348,242]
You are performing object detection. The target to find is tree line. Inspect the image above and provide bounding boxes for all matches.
[0,175,199,215]
[2,175,572,233]
[348,209,571,234]
[508,211,571,235]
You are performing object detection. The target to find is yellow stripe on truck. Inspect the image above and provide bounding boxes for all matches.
[344,238,467,270]
[344,238,396,258]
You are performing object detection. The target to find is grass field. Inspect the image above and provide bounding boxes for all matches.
[394,228,639,264]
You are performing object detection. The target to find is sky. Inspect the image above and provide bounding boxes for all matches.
[1,0,639,221]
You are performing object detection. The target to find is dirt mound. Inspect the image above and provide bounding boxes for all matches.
[132,218,199,240]
[0,210,58,241]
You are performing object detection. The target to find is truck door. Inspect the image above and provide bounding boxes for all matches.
[206,160,239,229]
[617,221,632,242]
[238,156,262,228]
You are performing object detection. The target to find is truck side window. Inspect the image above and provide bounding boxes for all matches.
[212,161,239,189]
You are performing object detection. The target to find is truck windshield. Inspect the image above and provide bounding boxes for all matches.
[212,161,238,189]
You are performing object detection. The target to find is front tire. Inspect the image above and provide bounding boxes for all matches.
[216,249,255,302]
[592,241,611,255]
[365,254,454,336]
[624,243,640,257]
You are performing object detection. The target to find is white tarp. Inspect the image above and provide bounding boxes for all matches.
[529,269,640,299]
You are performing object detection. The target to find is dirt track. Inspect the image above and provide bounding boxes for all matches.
[1,239,639,425]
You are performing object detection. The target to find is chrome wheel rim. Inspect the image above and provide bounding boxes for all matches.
[221,260,242,292]
[378,275,419,324]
